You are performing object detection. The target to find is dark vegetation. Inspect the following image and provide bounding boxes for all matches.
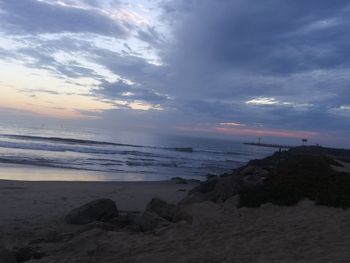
[190,176,219,194]
[240,155,350,208]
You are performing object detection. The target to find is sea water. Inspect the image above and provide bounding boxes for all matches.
[0,124,275,181]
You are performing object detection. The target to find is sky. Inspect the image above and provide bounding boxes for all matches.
[0,0,350,146]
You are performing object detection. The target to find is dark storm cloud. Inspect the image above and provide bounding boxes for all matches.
[156,0,350,135]
[165,0,350,73]
[0,0,127,37]
[163,0,350,92]
[92,48,166,84]
[136,26,164,49]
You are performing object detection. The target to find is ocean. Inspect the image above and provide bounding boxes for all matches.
[0,124,275,181]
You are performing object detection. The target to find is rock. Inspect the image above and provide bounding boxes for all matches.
[146,198,176,221]
[0,248,17,263]
[172,205,193,223]
[65,199,118,225]
[76,221,118,235]
[208,175,242,202]
[241,166,269,190]
[190,177,219,194]
[242,174,265,189]
[128,212,169,232]
[181,174,242,205]
[180,165,270,206]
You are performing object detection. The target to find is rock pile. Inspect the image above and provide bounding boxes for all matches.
[65,198,118,225]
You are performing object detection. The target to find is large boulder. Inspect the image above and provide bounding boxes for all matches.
[146,198,177,221]
[65,199,118,225]
[179,164,272,206]
[207,175,242,202]
[180,174,243,205]
[145,198,192,223]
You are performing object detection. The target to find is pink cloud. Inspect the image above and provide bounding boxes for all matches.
[214,126,319,139]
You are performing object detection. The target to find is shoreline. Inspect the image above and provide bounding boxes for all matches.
[0,178,176,183]
[0,163,206,182]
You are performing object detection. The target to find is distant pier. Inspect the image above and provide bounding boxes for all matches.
[244,142,293,149]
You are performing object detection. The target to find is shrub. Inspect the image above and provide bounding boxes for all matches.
[239,155,350,208]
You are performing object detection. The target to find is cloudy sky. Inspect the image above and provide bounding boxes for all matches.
[0,0,350,146]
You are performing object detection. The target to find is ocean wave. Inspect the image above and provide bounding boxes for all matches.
[0,134,194,153]
[0,156,96,171]
[0,140,120,155]
[195,149,248,156]
[0,140,177,159]
[86,158,124,164]
[1,134,126,146]
[0,155,142,173]
[126,160,178,168]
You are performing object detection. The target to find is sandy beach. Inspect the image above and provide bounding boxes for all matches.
[2,180,350,262]
[0,180,196,249]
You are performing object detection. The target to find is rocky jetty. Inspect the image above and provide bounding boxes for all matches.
[182,146,350,208]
